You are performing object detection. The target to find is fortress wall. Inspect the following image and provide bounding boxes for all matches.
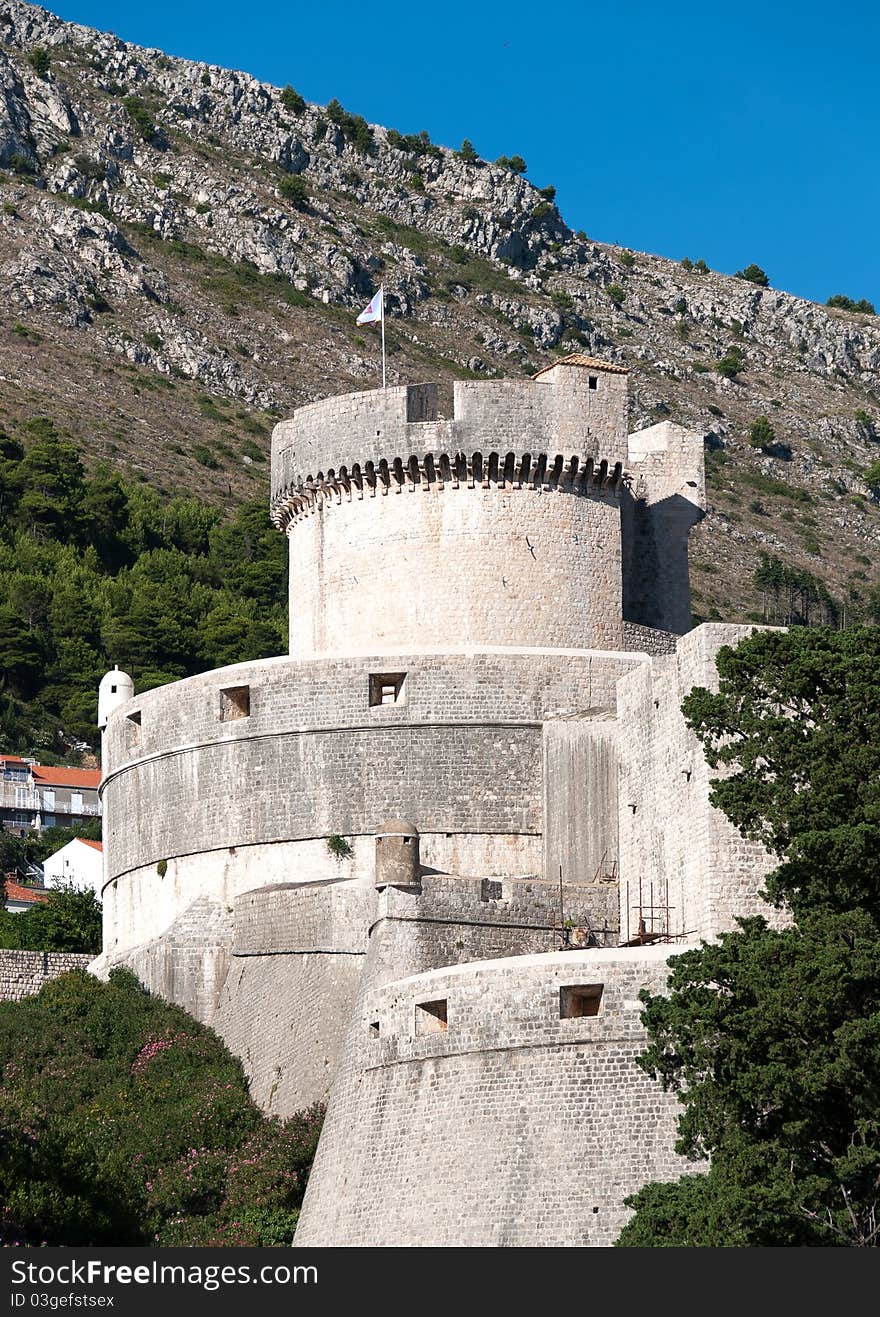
[286,485,623,656]
[294,946,690,1247]
[616,624,779,941]
[211,880,374,1114]
[543,717,619,888]
[271,376,629,501]
[103,723,542,880]
[101,651,640,771]
[364,874,620,991]
[622,422,706,635]
[0,950,93,1003]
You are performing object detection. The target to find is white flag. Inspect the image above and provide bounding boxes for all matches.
[357,287,383,325]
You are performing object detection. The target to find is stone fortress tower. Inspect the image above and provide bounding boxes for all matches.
[94,355,775,1246]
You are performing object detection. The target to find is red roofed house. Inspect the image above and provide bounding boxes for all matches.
[42,837,104,896]
[4,879,50,914]
[0,755,101,837]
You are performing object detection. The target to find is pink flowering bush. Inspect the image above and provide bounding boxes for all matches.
[0,968,324,1246]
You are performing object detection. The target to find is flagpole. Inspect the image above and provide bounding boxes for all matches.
[380,285,386,389]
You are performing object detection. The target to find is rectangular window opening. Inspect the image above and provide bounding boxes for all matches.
[220,685,250,721]
[588,375,598,390]
[127,710,142,726]
[369,672,406,707]
[415,998,448,1035]
[560,984,604,1019]
[369,1020,380,1035]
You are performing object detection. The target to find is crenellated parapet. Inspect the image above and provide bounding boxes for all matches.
[270,364,631,531]
[270,448,625,531]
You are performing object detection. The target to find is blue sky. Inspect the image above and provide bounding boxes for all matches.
[50,0,879,309]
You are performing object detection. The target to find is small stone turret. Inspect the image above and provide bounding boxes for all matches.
[98,666,134,730]
[375,819,421,891]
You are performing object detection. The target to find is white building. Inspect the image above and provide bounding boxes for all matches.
[42,837,104,897]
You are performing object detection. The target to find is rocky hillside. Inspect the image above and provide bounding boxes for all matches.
[1,0,879,626]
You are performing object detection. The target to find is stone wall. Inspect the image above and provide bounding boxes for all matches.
[271,375,630,506]
[286,484,624,656]
[616,624,781,940]
[0,949,93,1002]
[295,945,690,1247]
[100,648,644,954]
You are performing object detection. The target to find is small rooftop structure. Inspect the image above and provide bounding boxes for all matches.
[532,353,629,379]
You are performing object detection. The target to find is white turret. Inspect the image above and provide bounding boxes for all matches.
[98,665,134,730]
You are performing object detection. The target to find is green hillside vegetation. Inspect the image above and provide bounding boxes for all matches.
[0,884,102,953]
[0,967,323,1245]
[0,418,287,758]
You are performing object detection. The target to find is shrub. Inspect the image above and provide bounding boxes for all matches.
[538,184,556,202]
[0,969,324,1245]
[827,294,876,314]
[531,201,553,219]
[7,152,36,176]
[122,96,157,143]
[325,98,374,154]
[693,258,709,274]
[143,331,163,350]
[619,251,635,268]
[280,85,306,115]
[327,834,353,860]
[495,154,527,174]
[716,346,746,379]
[26,48,51,79]
[193,445,219,469]
[734,263,769,287]
[748,414,775,450]
[680,257,693,270]
[0,885,101,953]
[606,283,626,306]
[673,296,687,315]
[552,290,573,311]
[456,138,478,162]
[278,173,308,209]
[865,459,880,498]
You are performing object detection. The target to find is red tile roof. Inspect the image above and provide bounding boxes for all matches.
[32,765,101,789]
[0,755,27,764]
[532,353,629,378]
[5,881,49,905]
[76,838,103,852]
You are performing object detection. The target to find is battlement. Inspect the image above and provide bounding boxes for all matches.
[271,366,629,529]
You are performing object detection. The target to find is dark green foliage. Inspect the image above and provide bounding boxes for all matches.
[618,911,880,1246]
[26,48,51,79]
[278,173,308,209]
[122,96,157,144]
[619,628,880,1247]
[325,99,374,154]
[734,263,769,287]
[386,128,441,159]
[680,257,693,270]
[531,201,553,220]
[716,346,746,379]
[619,251,635,268]
[0,885,102,953]
[327,834,353,860]
[693,258,709,274]
[495,154,527,174]
[538,185,556,203]
[606,283,626,306]
[865,459,880,498]
[0,429,287,754]
[827,294,876,315]
[0,968,324,1245]
[748,413,775,450]
[681,627,880,919]
[73,154,105,181]
[279,85,306,115]
[456,139,478,162]
[7,152,36,176]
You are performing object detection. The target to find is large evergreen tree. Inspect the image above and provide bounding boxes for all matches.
[617,627,880,1247]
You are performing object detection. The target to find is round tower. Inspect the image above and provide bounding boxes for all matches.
[270,360,631,656]
[98,665,134,730]
[375,818,421,891]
